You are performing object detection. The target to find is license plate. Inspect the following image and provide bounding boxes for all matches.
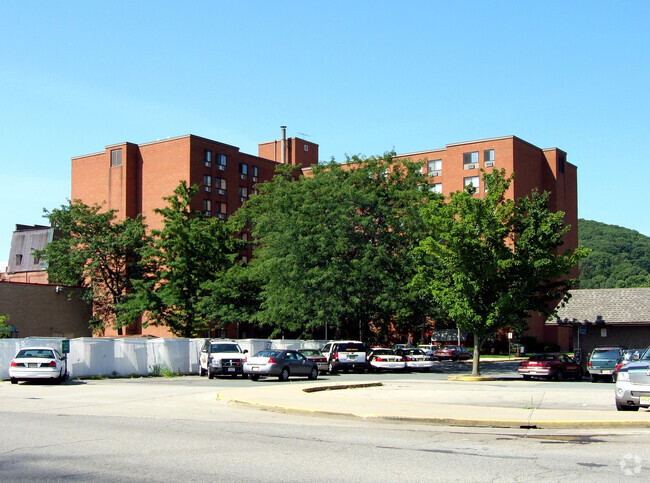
[227,367,235,372]
[601,370,612,374]
[640,397,650,405]
[252,366,259,371]
[348,355,357,360]
[28,363,38,368]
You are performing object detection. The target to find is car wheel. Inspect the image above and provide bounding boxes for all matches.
[59,370,67,383]
[250,374,260,381]
[199,365,206,377]
[328,362,337,374]
[423,368,430,373]
[278,367,290,382]
[590,374,598,383]
[10,378,18,384]
[309,367,318,380]
[523,375,532,381]
[241,373,248,379]
[575,369,583,381]
[208,370,214,380]
[452,357,458,362]
[555,370,564,381]
[616,400,640,411]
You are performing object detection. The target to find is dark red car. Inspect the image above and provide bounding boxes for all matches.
[433,345,472,362]
[518,353,584,381]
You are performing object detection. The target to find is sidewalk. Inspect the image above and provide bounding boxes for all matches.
[217,378,650,429]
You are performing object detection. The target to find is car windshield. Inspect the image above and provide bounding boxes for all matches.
[338,343,365,352]
[210,344,240,353]
[442,346,457,350]
[403,349,424,355]
[299,349,320,356]
[591,349,621,359]
[253,350,281,358]
[372,349,394,355]
[16,349,55,359]
[529,354,556,361]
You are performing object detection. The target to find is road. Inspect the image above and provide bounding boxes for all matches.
[0,362,648,482]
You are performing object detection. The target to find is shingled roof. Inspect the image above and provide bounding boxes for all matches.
[549,288,650,326]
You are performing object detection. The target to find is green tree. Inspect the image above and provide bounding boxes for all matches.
[37,200,149,334]
[240,154,433,340]
[0,314,12,338]
[416,169,587,376]
[119,181,242,337]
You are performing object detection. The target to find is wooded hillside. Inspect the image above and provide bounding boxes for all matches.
[578,219,650,288]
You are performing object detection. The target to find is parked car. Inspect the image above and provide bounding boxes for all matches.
[417,344,441,359]
[321,341,367,374]
[367,348,406,372]
[614,345,650,411]
[613,349,643,381]
[198,339,248,379]
[518,353,584,381]
[298,349,328,373]
[588,346,626,383]
[395,348,435,372]
[244,350,319,382]
[9,347,67,384]
[434,345,472,362]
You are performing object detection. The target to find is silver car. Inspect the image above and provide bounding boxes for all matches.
[244,350,319,382]
[615,346,650,411]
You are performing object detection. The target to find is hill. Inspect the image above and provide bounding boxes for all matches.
[578,219,650,288]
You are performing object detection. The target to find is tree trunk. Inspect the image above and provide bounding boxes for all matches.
[472,333,482,377]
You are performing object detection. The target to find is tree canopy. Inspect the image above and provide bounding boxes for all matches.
[37,200,149,334]
[118,181,243,338]
[415,169,587,376]
[239,154,435,340]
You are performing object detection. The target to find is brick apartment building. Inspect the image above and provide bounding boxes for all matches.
[69,132,577,348]
[70,129,318,337]
[392,135,578,350]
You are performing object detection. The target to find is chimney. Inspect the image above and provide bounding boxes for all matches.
[281,126,286,165]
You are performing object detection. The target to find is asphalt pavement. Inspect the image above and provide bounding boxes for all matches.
[217,362,650,429]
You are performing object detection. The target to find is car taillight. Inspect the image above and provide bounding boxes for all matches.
[588,361,591,367]
[405,356,413,361]
[243,357,247,363]
[10,361,17,367]
[268,358,277,363]
[317,358,326,362]
[333,352,339,361]
[48,361,57,367]
[376,357,384,362]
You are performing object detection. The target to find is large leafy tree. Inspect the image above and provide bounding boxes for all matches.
[416,169,587,376]
[240,154,434,340]
[37,201,149,334]
[119,181,242,338]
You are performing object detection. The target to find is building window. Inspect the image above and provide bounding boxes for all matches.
[427,159,442,176]
[251,188,258,196]
[204,150,212,167]
[15,254,23,266]
[484,149,495,167]
[252,165,259,182]
[429,183,442,194]
[464,176,480,191]
[217,202,227,220]
[463,151,478,169]
[304,144,309,152]
[239,186,248,201]
[203,199,212,216]
[217,154,227,170]
[239,163,248,180]
[110,149,122,167]
[215,177,226,195]
[558,154,565,173]
[203,175,212,192]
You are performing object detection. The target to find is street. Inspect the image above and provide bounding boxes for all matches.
[0,362,648,482]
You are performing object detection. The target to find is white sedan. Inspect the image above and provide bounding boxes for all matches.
[9,347,67,384]
[367,348,406,372]
[396,348,435,372]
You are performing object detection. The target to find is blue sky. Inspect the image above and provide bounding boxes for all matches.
[1,1,649,270]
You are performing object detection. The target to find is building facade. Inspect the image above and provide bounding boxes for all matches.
[71,132,318,337]
[2,224,54,284]
[393,136,578,350]
[70,133,578,347]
